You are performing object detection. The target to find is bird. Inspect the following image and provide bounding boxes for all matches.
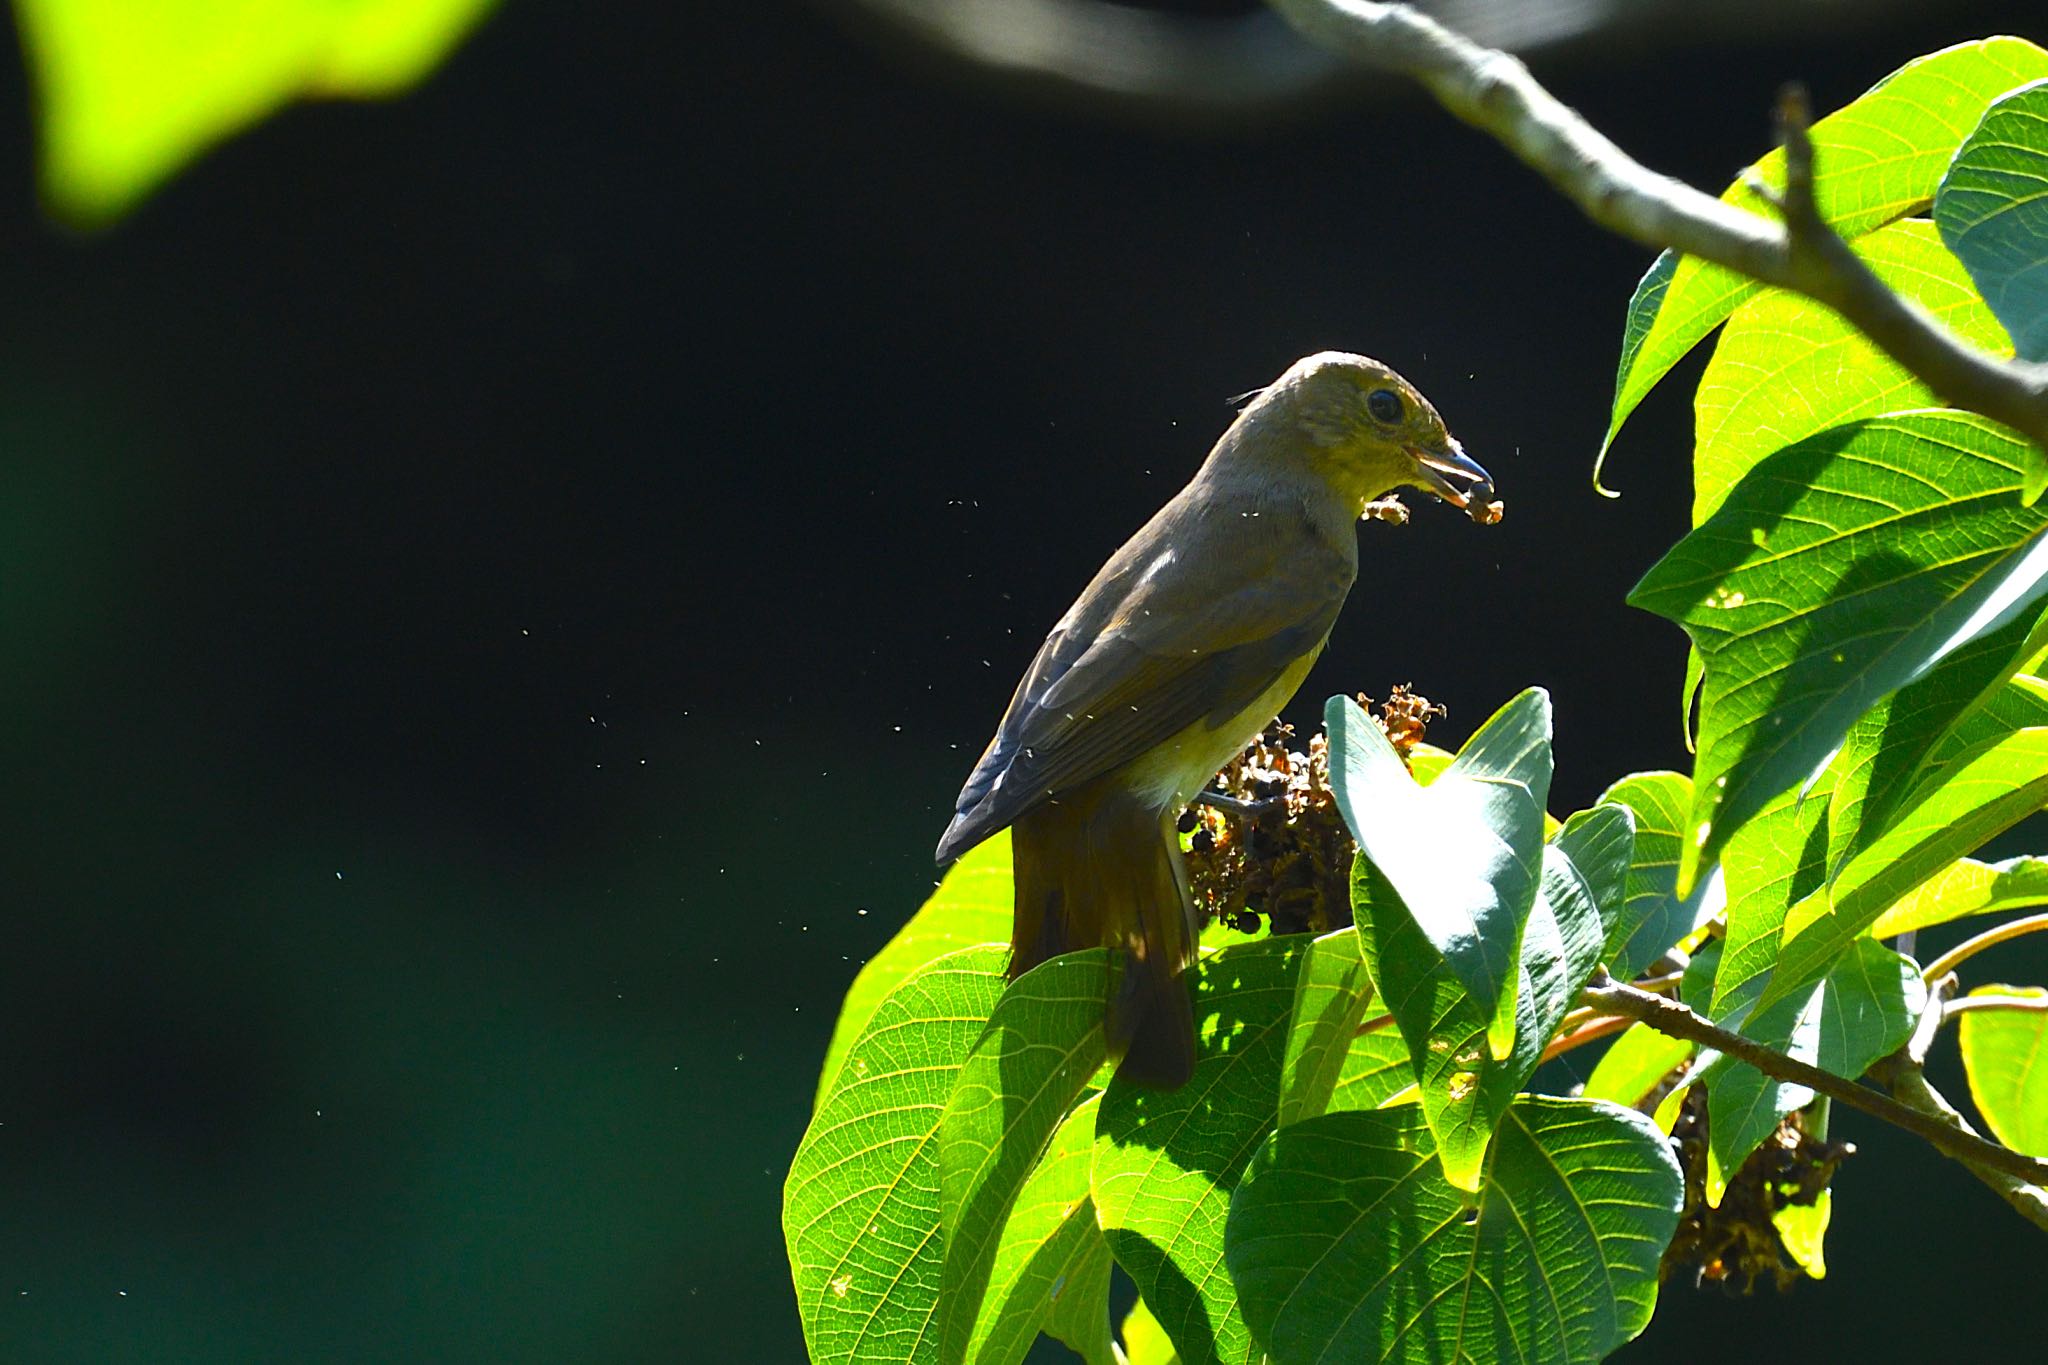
[935,351,1496,1088]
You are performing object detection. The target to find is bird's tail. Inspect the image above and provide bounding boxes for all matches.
[1012,782,1198,1089]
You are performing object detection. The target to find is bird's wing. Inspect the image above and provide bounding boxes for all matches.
[937,524,1352,863]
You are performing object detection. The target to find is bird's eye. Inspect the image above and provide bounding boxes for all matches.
[1366,389,1404,424]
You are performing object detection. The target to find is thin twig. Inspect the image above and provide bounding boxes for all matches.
[1579,969,2048,1188]
[1267,1,2048,465]
[1925,912,2048,983]
[1942,993,2048,1019]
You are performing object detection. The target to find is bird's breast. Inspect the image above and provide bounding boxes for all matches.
[1118,642,1324,812]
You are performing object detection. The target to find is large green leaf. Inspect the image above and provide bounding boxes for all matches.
[1691,219,2013,523]
[1275,927,1375,1128]
[1768,719,2048,1009]
[1958,984,2048,1156]
[1224,1099,1682,1365]
[1324,1025,1413,1113]
[1824,613,2048,877]
[1594,771,1696,978]
[1349,827,1605,1192]
[1583,1022,1695,1113]
[1701,939,1924,1203]
[1869,854,2048,937]
[1090,938,1304,1365]
[1629,410,2048,887]
[1709,776,1837,1024]
[1599,36,2048,467]
[785,946,1009,1365]
[818,831,1012,1106]
[1937,80,2048,361]
[964,1094,1114,1365]
[939,952,1110,1363]
[1327,690,1552,1064]
[15,0,499,224]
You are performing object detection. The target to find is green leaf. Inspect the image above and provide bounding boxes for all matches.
[1869,854,2048,937]
[1276,928,1375,1128]
[939,952,1111,1363]
[1958,984,2048,1155]
[1708,776,1836,1025]
[1772,1191,1833,1280]
[1594,771,1697,978]
[1552,801,1637,962]
[1769,719,2048,1009]
[1938,80,2048,361]
[1702,940,1924,1203]
[1327,690,1552,1064]
[1599,36,2048,464]
[1119,1296,1181,1365]
[1224,1098,1682,1365]
[1583,1022,1695,1112]
[1629,410,2048,886]
[818,831,1013,1106]
[1824,613,2048,877]
[1348,832,1603,1191]
[1691,219,2013,523]
[785,946,1009,1365]
[1325,1025,1414,1113]
[964,1093,1114,1365]
[1091,938,1304,1365]
[15,0,499,224]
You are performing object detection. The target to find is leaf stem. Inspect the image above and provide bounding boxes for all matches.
[1579,969,2048,1189]
[1924,912,2048,983]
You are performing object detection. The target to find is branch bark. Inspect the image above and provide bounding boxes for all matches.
[1579,970,2048,1194]
[1267,0,2048,460]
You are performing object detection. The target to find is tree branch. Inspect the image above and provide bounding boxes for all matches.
[1579,969,2048,1191]
[1869,980,2048,1233]
[1925,911,2048,983]
[1266,0,2048,461]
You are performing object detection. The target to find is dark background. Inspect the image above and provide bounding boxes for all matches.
[0,2,2041,1360]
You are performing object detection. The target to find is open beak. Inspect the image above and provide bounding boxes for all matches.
[1407,438,1495,518]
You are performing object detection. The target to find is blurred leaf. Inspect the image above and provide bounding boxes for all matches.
[1327,690,1552,1065]
[1224,1099,1681,1365]
[1958,984,2048,1155]
[1599,36,2048,465]
[1938,79,2048,361]
[1769,718,2048,1010]
[1869,854,2048,937]
[1702,940,1923,1203]
[1629,411,2048,887]
[1594,771,1697,978]
[1119,1296,1180,1365]
[1691,219,2012,522]
[1091,938,1303,1365]
[1772,1191,1832,1280]
[15,0,499,224]
[1276,927,1374,1128]
[965,1093,1114,1365]
[1584,1022,1694,1112]
[785,947,1008,1365]
[939,952,1110,1363]
[817,831,1012,1106]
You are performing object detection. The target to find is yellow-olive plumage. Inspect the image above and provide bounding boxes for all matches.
[936,352,1494,1088]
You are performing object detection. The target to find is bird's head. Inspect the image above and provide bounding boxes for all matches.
[1244,351,1495,519]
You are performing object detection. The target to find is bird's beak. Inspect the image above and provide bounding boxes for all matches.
[1406,438,1494,517]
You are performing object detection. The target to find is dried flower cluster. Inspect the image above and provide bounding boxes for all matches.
[1180,686,1443,938]
[1661,1088,1854,1292]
